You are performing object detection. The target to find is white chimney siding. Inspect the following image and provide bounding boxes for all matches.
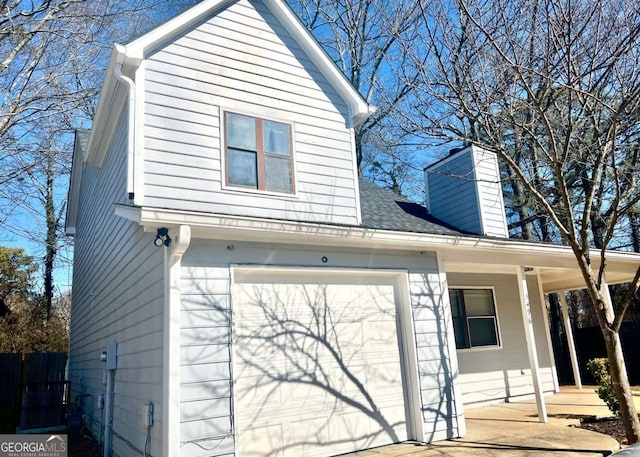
[425,145,509,238]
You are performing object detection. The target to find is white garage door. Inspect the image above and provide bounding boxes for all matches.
[232,270,408,457]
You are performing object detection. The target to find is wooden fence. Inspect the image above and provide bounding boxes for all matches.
[0,352,67,432]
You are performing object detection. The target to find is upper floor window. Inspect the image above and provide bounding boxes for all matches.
[449,288,500,349]
[225,112,294,194]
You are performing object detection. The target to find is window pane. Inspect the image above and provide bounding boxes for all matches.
[449,291,469,348]
[227,113,256,151]
[265,155,291,193]
[449,290,463,317]
[463,290,495,316]
[468,317,498,346]
[228,148,257,188]
[263,120,290,155]
[452,317,469,349]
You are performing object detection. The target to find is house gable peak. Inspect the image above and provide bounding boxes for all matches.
[121,0,371,118]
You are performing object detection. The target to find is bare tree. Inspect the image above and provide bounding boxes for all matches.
[0,1,200,315]
[291,0,426,195]
[412,0,640,442]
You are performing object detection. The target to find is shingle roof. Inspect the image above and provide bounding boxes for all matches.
[359,179,469,236]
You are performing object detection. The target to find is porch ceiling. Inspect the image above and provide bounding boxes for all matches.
[441,246,639,294]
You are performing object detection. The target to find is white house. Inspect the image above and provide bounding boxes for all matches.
[65,0,640,456]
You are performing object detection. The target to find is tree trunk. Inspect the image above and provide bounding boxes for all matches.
[44,155,56,319]
[601,324,640,443]
[630,212,640,253]
[354,125,363,177]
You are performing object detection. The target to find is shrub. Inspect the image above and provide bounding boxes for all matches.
[586,358,619,415]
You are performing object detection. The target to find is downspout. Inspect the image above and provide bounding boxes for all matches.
[104,368,114,457]
[112,44,136,201]
[163,225,191,457]
[102,342,117,457]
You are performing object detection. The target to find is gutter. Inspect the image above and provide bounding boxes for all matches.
[112,204,640,264]
[112,44,136,201]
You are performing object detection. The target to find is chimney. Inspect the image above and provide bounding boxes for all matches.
[425,145,508,238]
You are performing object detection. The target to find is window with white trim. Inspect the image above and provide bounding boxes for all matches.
[225,112,294,193]
[449,288,500,349]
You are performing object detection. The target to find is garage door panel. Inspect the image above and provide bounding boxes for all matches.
[234,375,283,407]
[289,416,331,445]
[334,322,365,346]
[239,424,285,457]
[233,273,408,457]
[368,362,404,389]
[367,319,399,342]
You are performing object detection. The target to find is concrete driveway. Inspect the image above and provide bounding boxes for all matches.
[345,386,637,456]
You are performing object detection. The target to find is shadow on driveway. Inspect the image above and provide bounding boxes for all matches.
[344,387,621,457]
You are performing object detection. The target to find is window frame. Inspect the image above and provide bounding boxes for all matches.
[223,111,296,195]
[449,286,502,351]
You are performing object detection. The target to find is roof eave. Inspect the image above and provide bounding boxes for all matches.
[264,0,372,125]
[84,0,373,170]
[83,46,132,167]
[114,204,640,272]
[65,129,90,235]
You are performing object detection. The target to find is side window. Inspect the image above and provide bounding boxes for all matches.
[225,112,294,193]
[449,288,500,349]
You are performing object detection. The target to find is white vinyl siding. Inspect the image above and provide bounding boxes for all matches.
[142,0,359,225]
[472,147,509,238]
[448,273,556,406]
[180,266,233,457]
[425,146,508,238]
[178,241,463,456]
[426,152,482,234]
[68,111,165,457]
[408,271,465,441]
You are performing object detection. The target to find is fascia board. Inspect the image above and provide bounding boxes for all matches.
[85,0,373,173]
[84,47,126,167]
[264,0,371,124]
[113,204,640,271]
[122,0,233,60]
[65,132,88,235]
[84,0,227,167]
[122,0,372,124]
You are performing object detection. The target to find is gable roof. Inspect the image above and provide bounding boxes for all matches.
[84,0,372,167]
[358,179,468,236]
[125,0,370,118]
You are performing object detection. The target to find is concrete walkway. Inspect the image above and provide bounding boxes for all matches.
[346,386,638,457]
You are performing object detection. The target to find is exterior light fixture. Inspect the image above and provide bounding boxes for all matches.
[154,227,171,247]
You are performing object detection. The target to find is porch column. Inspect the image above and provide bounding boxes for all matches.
[516,266,548,423]
[558,291,582,389]
[535,271,559,393]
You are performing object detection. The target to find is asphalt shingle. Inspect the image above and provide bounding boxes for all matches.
[359,179,469,236]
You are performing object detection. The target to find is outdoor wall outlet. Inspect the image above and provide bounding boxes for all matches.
[102,369,108,385]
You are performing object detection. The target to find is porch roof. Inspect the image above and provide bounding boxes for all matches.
[357,179,639,293]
